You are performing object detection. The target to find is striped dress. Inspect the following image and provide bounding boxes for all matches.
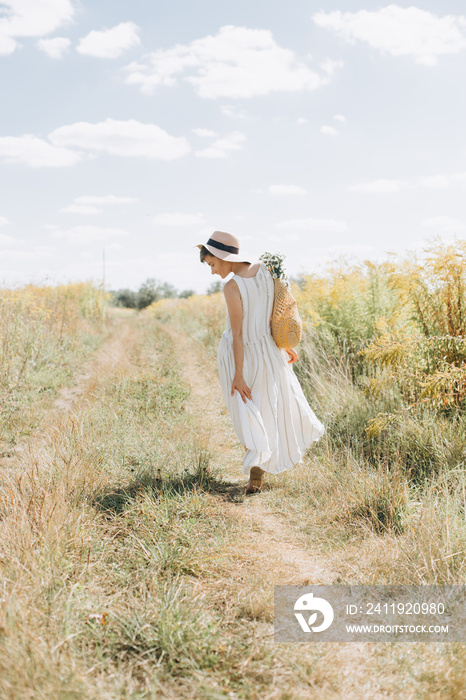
[217,261,325,475]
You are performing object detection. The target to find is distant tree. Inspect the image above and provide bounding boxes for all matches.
[111,289,138,308]
[179,289,195,298]
[136,278,180,309]
[158,282,177,299]
[206,280,223,295]
[136,278,162,310]
[110,278,183,310]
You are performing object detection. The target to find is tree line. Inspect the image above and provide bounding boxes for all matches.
[110,278,223,310]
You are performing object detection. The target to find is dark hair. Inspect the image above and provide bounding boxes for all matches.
[199,245,211,263]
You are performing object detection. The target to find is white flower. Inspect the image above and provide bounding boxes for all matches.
[259,251,290,286]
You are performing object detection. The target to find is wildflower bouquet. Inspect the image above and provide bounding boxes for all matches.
[259,251,290,288]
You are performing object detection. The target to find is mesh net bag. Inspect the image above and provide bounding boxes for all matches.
[271,277,302,349]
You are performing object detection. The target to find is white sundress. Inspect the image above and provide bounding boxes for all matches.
[217,261,325,475]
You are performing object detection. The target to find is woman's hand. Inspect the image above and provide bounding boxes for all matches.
[231,375,252,403]
[285,348,298,364]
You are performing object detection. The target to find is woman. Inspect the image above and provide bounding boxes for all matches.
[198,230,325,494]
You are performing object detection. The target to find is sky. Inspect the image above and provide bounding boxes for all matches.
[1,0,466,293]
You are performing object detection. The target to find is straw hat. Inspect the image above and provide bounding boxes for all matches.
[197,230,250,263]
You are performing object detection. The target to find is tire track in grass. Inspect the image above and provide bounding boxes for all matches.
[164,322,339,587]
[161,322,411,700]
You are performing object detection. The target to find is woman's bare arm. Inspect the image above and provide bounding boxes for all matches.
[223,280,252,403]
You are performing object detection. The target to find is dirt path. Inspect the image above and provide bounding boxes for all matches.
[166,325,433,700]
[165,324,339,588]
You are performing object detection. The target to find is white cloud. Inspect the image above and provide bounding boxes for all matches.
[351,172,466,193]
[192,128,218,138]
[276,218,347,232]
[60,204,103,215]
[152,213,206,226]
[0,0,74,36]
[49,118,190,160]
[257,185,307,195]
[60,194,139,215]
[268,233,302,243]
[0,246,54,262]
[0,120,189,168]
[196,131,245,159]
[297,118,308,125]
[220,105,247,119]
[104,242,124,252]
[75,195,139,205]
[77,22,140,59]
[52,225,129,243]
[350,179,409,193]
[320,125,338,136]
[422,216,465,231]
[0,134,81,167]
[320,58,344,76]
[37,36,70,58]
[0,215,12,247]
[125,25,336,99]
[421,175,449,189]
[0,35,16,55]
[334,114,346,123]
[313,6,466,67]
[0,0,74,55]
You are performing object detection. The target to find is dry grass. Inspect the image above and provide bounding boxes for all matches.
[150,292,226,353]
[149,289,466,698]
[153,306,466,699]
[0,312,342,699]
[2,281,466,698]
[0,282,106,447]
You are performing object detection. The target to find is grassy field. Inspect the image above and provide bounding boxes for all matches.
[1,247,465,698]
[0,283,106,447]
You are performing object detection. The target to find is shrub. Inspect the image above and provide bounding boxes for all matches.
[296,259,399,378]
